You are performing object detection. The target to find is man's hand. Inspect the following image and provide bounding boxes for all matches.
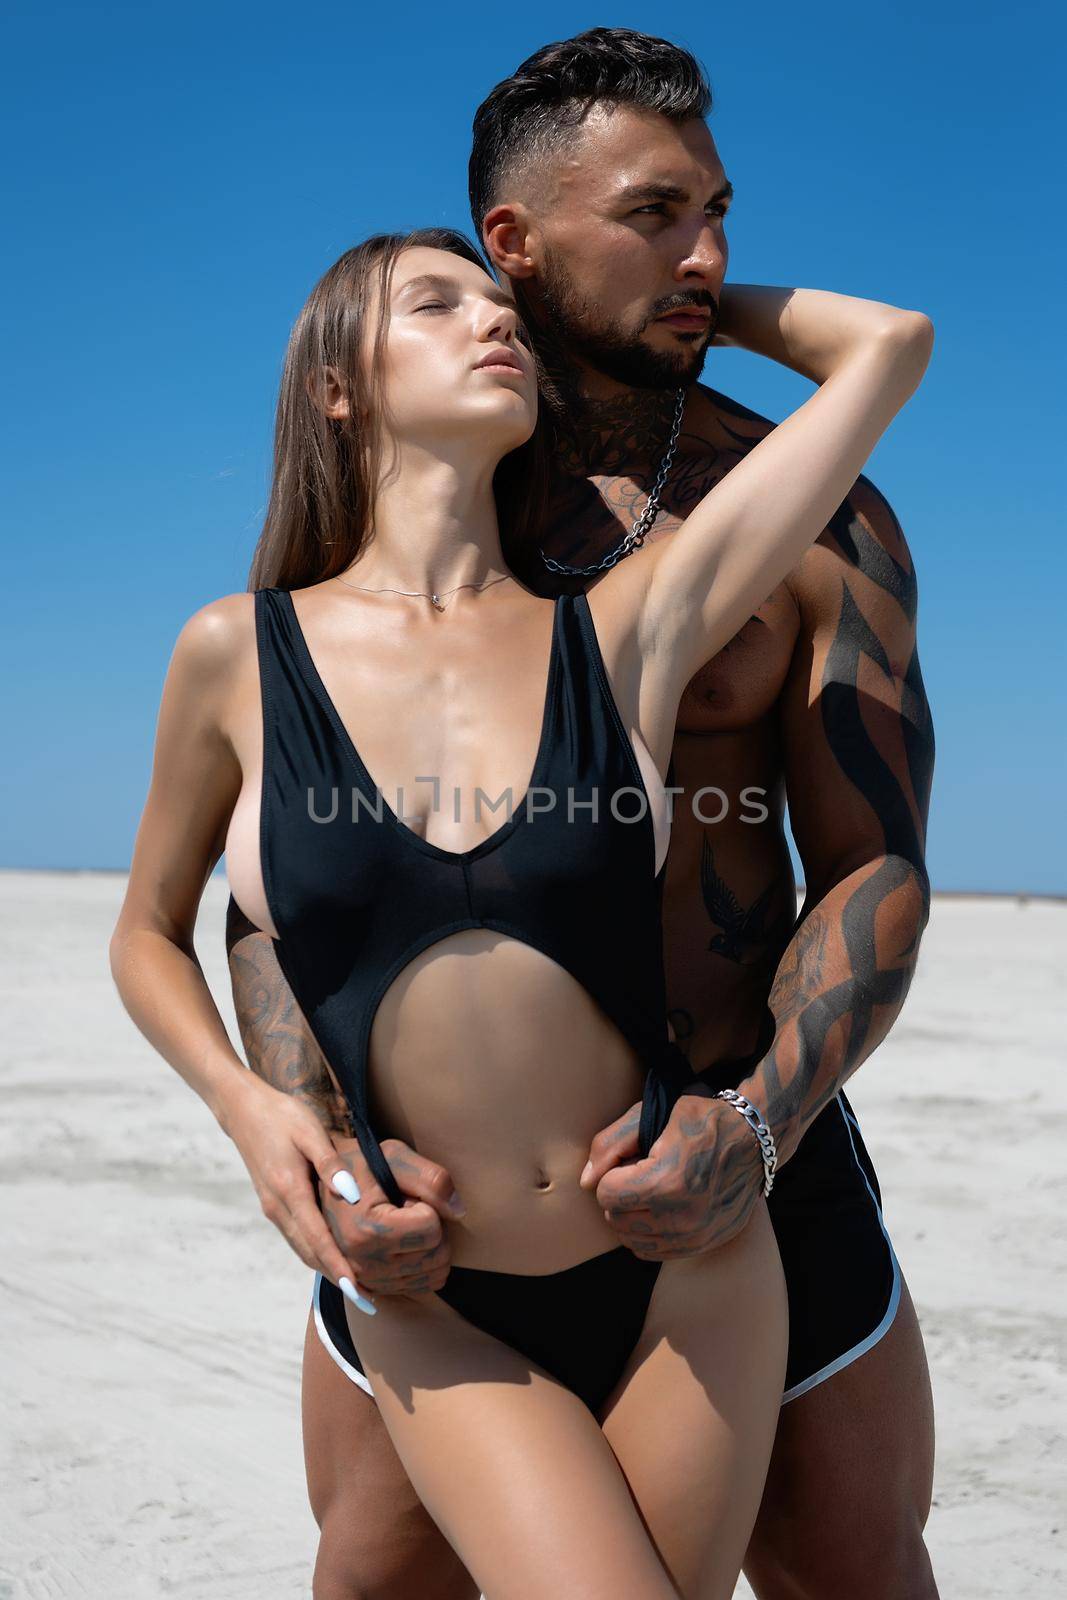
[578,1090,766,1259]
[317,1133,468,1300]
[223,1074,465,1302]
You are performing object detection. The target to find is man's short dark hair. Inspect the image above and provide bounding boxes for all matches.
[469,27,713,234]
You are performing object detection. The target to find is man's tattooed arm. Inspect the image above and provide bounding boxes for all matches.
[225,897,353,1137]
[740,474,935,1164]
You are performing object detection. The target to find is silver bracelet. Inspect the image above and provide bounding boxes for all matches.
[714,1089,778,1197]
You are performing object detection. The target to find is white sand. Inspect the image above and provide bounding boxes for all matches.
[1,870,1064,1597]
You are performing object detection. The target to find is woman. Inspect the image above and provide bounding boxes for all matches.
[110,226,931,1598]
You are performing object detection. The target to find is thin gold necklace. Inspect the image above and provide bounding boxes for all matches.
[332,571,514,612]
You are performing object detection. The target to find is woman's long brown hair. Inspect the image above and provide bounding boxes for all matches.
[247,227,553,593]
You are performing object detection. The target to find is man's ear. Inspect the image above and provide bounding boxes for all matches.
[306,365,350,420]
[483,202,538,281]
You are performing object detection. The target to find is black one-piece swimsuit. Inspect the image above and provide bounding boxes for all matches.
[252,583,719,1413]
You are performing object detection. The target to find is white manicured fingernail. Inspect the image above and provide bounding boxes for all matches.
[339,1277,377,1315]
[330,1170,360,1204]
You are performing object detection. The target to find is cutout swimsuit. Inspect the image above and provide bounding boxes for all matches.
[231,585,707,1411]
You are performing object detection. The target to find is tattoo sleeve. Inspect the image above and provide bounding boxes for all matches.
[225,895,353,1137]
[743,477,935,1163]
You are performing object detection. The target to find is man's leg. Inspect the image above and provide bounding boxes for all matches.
[743,1270,937,1599]
[302,1306,480,1600]
[741,1087,939,1598]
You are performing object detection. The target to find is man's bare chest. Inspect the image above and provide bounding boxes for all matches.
[541,461,801,737]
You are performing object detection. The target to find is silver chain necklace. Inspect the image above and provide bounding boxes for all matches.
[540,387,686,577]
[332,572,513,612]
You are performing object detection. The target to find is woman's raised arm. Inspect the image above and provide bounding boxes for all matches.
[639,285,933,692]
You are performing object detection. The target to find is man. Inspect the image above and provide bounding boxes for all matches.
[227,28,938,1600]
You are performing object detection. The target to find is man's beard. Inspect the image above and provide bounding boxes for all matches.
[537,246,716,390]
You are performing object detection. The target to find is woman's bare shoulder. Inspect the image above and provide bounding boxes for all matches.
[168,590,256,686]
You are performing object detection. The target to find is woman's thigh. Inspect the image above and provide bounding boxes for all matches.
[344,1287,679,1600]
[598,1199,789,1600]
[301,1309,479,1600]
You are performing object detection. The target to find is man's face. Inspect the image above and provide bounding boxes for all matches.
[520,105,731,389]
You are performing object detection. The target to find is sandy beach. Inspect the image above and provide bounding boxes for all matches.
[1,869,1064,1597]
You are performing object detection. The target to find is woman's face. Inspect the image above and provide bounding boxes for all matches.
[368,245,538,457]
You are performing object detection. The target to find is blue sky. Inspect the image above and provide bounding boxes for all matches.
[3,1,1063,893]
